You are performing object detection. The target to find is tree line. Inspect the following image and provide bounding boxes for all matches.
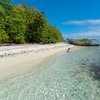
[0,0,64,44]
[67,38,99,46]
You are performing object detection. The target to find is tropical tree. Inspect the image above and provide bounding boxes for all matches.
[0,0,64,44]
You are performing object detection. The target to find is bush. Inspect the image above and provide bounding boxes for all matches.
[0,29,9,44]
[14,34,25,44]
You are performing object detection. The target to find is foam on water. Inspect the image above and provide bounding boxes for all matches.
[0,46,100,100]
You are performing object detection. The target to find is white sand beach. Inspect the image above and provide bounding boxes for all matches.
[0,43,74,79]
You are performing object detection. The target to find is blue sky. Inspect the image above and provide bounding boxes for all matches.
[12,0,100,39]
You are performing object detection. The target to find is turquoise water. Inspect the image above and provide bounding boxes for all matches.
[0,46,100,100]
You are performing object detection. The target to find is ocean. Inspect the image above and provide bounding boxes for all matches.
[0,46,100,100]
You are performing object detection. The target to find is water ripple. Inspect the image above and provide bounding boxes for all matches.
[0,47,100,100]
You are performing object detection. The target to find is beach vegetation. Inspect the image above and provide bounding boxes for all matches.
[0,0,64,44]
[67,38,99,46]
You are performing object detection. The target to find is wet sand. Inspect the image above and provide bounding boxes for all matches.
[0,43,74,79]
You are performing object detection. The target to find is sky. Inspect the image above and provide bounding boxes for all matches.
[12,0,100,39]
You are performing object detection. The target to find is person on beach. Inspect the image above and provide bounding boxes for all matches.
[67,48,70,52]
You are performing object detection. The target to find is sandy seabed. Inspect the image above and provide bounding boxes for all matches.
[0,45,100,100]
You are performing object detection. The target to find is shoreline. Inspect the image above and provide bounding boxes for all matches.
[0,43,69,57]
[0,43,74,80]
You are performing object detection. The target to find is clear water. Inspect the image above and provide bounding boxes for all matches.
[0,46,100,100]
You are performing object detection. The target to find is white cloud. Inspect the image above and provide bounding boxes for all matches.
[62,19,100,39]
[63,31,100,39]
[62,19,100,25]
[63,25,100,39]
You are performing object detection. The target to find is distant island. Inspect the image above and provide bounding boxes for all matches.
[67,38,100,46]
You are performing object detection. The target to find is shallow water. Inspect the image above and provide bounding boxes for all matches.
[0,46,100,100]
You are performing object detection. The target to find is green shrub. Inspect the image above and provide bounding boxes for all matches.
[14,34,25,44]
[0,29,9,44]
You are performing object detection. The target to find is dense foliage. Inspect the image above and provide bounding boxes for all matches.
[0,0,63,44]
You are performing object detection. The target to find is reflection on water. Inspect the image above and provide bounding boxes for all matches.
[0,46,100,100]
